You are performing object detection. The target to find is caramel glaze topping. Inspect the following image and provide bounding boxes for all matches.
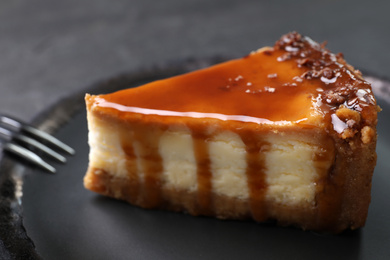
[97,32,377,131]
[92,32,378,231]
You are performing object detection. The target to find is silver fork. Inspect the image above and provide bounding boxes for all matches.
[0,114,75,173]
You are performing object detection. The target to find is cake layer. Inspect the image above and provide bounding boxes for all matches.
[86,111,334,206]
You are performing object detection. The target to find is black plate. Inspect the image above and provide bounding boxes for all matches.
[1,60,390,259]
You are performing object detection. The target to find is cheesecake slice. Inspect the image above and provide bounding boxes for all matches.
[84,32,379,233]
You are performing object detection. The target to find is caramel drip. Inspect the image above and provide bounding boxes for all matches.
[241,133,269,222]
[120,132,140,205]
[133,124,164,209]
[193,133,213,215]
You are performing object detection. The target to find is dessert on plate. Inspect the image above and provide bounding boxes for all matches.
[84,32,379,233]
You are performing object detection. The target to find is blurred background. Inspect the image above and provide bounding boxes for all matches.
[0,0,388,121]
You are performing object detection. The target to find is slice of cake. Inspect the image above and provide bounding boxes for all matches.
[84,32,379,233]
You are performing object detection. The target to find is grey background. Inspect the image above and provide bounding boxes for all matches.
[0,0,388,122]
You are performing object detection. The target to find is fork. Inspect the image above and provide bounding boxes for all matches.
[0,114,75,173]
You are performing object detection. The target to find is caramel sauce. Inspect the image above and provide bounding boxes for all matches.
[193,133,213,215]
[130,123,165,209]
[98,48,314,124]
[240,133,269,221]
[92,32,378,229]
[120,135,140,205]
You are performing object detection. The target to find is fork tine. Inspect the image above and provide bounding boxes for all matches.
[1,115,75,155]
[0,127,67,163]
[14,132,67,163]
[22,125,75,155]
[4,142,56,173]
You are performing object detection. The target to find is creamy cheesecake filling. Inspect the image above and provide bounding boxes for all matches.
[87,114,331,208]
[209,132,249,199]
[87,114,127,179]
[159,129,198,192]
[265,138,320,207]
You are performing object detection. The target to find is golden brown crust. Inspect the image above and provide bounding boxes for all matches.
[84,167,313,228]
[337,116,377,230]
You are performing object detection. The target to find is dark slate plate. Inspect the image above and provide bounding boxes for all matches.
[1,59,389,259]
